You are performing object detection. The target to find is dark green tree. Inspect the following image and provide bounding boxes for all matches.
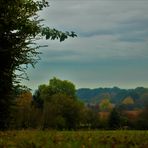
[33,77,76,104]
[0,0,76,129]
[136,105,148,130]
[108,108,121,129]
[42,93,82,130]
[80,108,100,129]
[49,77,76,98]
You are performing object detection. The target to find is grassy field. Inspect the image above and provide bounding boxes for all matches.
[0,130,148,148]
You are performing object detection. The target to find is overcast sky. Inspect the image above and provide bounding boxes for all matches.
[22,0,148,91]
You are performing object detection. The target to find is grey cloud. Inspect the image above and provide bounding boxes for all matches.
[79,30,115,37]
[23,0,148,90]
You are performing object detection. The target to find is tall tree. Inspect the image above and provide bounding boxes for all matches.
[136,104,148,129]
[13,91,32,129]
[33,77,82,129]
[108,108,121,129]
[0,0,76,129]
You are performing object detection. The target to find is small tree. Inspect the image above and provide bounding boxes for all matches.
[81,108,100,129]
[13,91,32,129]
[136,105,148,129]
[108,108,121,129]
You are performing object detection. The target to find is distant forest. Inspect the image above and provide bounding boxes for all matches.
[77,87,148,111]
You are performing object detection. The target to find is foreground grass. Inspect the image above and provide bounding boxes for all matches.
[0,130,148,148]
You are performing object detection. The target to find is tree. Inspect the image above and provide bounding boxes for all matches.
[33,77,76,104]
[122,96,134,105]
[12,91,33,129]
[108,108,121,129]
[49,77,76,98]
[99,99,113,111]
[136,104,148,129]
[42,93,82,130]
[119,96,135,110]
[80,107,100,129]
[0,0,76,129]
[33,77,83,130]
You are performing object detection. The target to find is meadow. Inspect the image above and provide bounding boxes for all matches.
[0,130,148,148]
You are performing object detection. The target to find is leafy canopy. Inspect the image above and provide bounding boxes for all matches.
[33,77,76,104]
[0,0,76,85]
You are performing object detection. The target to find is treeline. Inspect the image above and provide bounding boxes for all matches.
[9,77,148,130]
[77,87,148,110]
[98,107,148,130]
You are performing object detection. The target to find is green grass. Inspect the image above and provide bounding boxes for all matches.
[0,130,148,148]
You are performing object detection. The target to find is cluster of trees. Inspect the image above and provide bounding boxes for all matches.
[77,87,148,111]
[93,105,148,130]
[77,87,148,129]
[10,77,100,130]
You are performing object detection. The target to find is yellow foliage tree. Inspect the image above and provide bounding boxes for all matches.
[122,96,134,105]
[14,91,33,128]
[99,99,113,110]
[17,91,32,108]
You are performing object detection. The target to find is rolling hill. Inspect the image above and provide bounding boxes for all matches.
[76,87,148,110]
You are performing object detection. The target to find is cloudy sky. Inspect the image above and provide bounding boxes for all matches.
[23,0,148,91]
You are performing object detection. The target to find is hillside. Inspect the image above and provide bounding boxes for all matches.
[76,87,148,110]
